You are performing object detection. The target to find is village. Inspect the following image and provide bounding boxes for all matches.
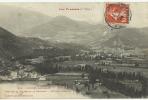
[0,45,148,98]
[0,46,147,81]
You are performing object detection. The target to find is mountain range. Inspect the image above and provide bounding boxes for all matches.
[22,16,108,44]
[22,16,148,49]
[0,5,148,50]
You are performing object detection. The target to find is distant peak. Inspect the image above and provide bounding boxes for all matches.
[54,16,71,19]
[52,16,76,22]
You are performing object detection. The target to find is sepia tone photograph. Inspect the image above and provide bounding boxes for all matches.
[0,2,148,98]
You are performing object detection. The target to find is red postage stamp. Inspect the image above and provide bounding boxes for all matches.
[105,3,129,25]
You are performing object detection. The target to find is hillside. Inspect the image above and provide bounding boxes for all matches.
[0,26,88,60]
[0,27,34,59]
[22,16,107,44]
[100,28,148,48]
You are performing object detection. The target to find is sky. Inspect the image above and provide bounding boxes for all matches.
[2,2,148,28]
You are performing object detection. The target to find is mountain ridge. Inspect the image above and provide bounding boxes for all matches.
[0,5,52,35]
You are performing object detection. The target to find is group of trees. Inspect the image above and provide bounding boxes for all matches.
[103,79,143,98]
[94,68,144,81]
[87,67,148,98]
[35,62,59,75]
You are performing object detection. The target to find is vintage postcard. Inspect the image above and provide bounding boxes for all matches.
[0,2,148,99]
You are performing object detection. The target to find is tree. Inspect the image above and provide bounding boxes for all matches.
[88,68,98,89]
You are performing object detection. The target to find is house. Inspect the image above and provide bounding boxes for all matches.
[55,56,71,61]
[10,71,17,79]
[26,56,44,64]
[74,64,87,71]
[96,60,112,66]
[39,76,46,81]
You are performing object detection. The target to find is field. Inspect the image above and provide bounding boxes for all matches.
[46,72,128,98]
[57,60,148,78]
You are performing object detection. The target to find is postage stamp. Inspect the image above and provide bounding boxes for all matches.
[105,3,131,29]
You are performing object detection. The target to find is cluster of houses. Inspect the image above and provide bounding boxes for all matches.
[0,70,47,81]
[74,47,145,67]
[0,62,47,81]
